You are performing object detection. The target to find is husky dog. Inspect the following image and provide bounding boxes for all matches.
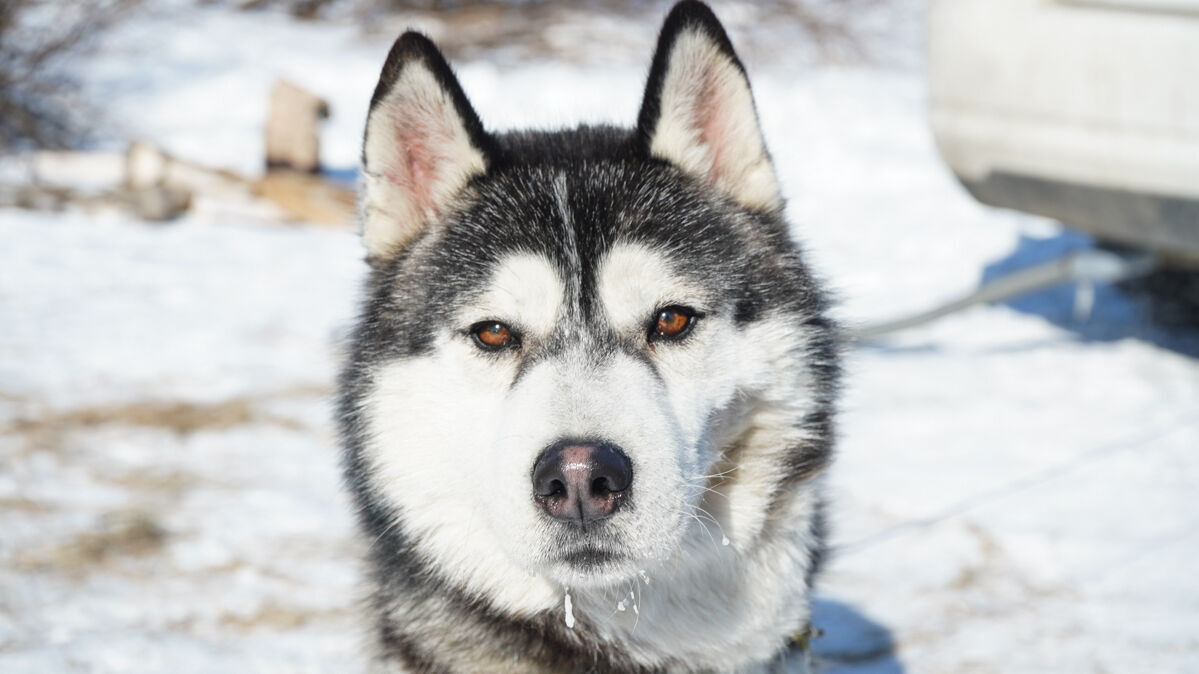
[338,1,840,671]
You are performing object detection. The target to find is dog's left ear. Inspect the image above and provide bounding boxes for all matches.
[361,32,494,261]
[636,1,781,212]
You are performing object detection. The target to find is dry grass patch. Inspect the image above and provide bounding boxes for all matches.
[7,394,316,439]
[218,602,351,631]
[16,510,168,575]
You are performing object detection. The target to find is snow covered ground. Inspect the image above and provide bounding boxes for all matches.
[2,3,1198,672]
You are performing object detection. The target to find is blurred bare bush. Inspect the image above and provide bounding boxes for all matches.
[758,0,890,60]
[0,0,139,150]
[230,0,891,61]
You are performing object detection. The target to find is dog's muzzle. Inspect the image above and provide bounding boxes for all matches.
[532,441,632,528]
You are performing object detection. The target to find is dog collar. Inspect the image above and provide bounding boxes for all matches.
[790,624,822,652]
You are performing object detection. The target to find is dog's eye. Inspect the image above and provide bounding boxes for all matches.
[471,321,516,351]
[649,306,697,342]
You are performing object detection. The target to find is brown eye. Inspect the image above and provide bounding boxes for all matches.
[471,321,516,351]
[650,306,696,342]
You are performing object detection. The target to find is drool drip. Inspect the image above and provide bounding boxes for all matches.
[563,589,575,629]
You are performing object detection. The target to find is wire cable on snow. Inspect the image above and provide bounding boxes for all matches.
[850,248,1158,342]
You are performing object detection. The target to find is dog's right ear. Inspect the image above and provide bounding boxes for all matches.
[361,32,494,261]
[636,1,781,213]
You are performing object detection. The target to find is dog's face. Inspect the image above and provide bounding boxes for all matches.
[342,5,833,604]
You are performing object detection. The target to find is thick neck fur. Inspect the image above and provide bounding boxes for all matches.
[353,405,825,674]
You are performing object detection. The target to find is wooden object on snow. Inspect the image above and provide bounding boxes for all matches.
[251,170,355,227]
[120,140,354,226]
[265,80,329,173]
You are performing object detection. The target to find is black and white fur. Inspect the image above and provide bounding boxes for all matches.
[338,2,840,671]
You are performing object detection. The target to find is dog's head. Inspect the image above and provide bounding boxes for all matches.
[342,1,835,607]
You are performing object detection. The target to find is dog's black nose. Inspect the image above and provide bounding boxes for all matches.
[532,442,632,527]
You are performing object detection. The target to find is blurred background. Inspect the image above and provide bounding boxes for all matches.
[2,1,1197,672]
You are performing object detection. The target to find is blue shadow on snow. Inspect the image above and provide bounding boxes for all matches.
[321,165,359,188]
[980,229,1199,358]
[809,598,904,674]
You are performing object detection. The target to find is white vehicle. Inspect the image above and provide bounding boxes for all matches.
[928,0,1199,267]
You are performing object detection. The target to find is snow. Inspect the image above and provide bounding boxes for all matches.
[3,2,1198,673]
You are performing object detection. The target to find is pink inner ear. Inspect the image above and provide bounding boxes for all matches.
[695,68,730,184]
[385,105,454,218]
